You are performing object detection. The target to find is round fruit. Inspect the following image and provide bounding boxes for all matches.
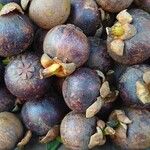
[0,84,15,112]
[96,0,133,12]
[86,37,113,73]
[5,52,50,100]
[28,0,70,29]
[0,3,34,57]
[68,0,101,36]
[109,108,150,150]
[134,0,150,12]
[21,97,66,136]
[62,68,101,112]
[119,64,150,110]
[107,9,150,65]
[60,111,97,150]
[0,112,23,150]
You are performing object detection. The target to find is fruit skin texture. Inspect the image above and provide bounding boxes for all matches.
[0,112,23,150]
[44,24,89,68]
[86,37,113,73]
[29,0,70,30]
[21,97,66,136]
[96,0,133,12]
[134,0,150,13]
[60,111,97,150]
[0,12,34,57]
[110,108,150,150]
[68,0,101,36]
[62,68,101,112]
[0,85,15,112]
[5,53,50,100]
[118,65,150,110]
[107,9,150,65]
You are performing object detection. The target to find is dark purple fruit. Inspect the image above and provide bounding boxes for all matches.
[60,111,97,150]
[21,97,66,136]
[107,9,150,65]
[119,64,150,110]
[96,0,133,12]
[0,112,23,150]
[109,108,150,150]
[5,53,50,100]
[86,37,113,73]
[134,0,150,12]
[0,0,20,4]
[33,28,48,56]
[0,3,34,57]
[68,0,101,36]
[0,84,15,112]
[62,68,101,112]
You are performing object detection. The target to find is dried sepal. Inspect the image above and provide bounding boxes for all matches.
[100,81,111,98]
[136,81,150,104]
[104,126,115,135]
[39,125,60,144]
[86,97,104,118]
[104,90,119,103]
[21,0,31,10]
[41,54,54,69]
[116,10,133,25]
[17,130,32,148]
[96,70,106,82]
[0,2,24,16]
[110,39,124,56]
[143,71,150,84]
[97,120,106,129]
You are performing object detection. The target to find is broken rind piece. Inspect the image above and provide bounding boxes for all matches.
[116,10,133,25]
[0,2,24,16]
[39,125,60,144]
[21,0,31,10]
[143,71,150,84]
[86,97,104,118]
[110,39,124,56]
[136,81,150,104]
[17,130,32,149]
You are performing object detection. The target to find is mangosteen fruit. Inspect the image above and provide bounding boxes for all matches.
[5,52,50,100]
[86,37,113,73]
[21,0,70,30]
[118,64,150,110]
[41,24,90,78]
[0,84,15,112]
[107,9,150,65]
[108,108,150,150]
[0,3,34,57]
[21,96,67,143]
[0,112,23,150]
[134,0,150,13]
[96,0,133,13]
[61,111,115,150]
[68,0,101,36]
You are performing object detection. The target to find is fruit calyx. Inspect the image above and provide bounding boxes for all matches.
[136,71,150,104]
[107,10,137,56]
[0,2,24,16]
[21,0,31,10]
[40,53,76,78]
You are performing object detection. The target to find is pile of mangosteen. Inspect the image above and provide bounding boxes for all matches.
[0,0,149,150]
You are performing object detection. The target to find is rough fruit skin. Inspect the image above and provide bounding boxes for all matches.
[0,85,15,112]
[0,13,34,57]
[5,53,50,100]
[110,108,150,150]
[21,97,66,136]
[43,24,89,68]
[60,111,97,150]
[68,0,101,36]
[29,0,70,30]
[107,9,150,65]
[134,0,150,13]
[62,68,101,112]
[0,112,23,150]
[86,37,113,73]
[119,65,150,110]
[96,0,133,12]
